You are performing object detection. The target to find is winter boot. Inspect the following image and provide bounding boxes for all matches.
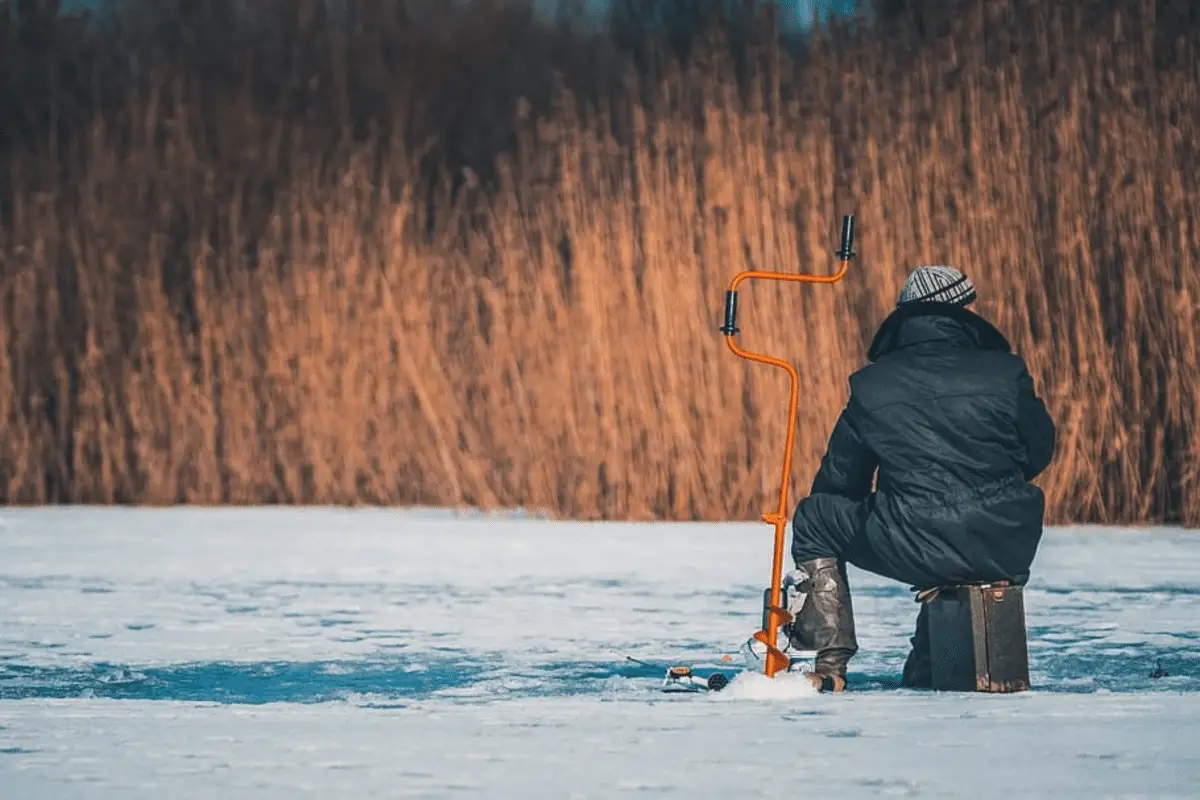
[785,557,858,692]
[900,602,933,689]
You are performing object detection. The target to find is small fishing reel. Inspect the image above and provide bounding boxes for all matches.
[662,664,731,693]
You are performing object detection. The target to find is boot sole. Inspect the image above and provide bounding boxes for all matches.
[805,672,847,693]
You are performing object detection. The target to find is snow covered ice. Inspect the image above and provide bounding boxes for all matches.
[1,508,1198,798]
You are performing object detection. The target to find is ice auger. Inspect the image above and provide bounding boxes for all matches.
[719,214,856,678]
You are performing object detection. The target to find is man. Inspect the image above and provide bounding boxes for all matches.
[785,265,1056,692]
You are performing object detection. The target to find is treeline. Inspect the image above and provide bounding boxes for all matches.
[0,0,1197,524]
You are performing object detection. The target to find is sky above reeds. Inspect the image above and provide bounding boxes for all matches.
[56,0,860,30]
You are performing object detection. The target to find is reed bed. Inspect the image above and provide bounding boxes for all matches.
[0,0,1196,523]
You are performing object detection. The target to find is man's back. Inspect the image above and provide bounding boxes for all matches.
[835,302,1056,586]
[852,305,1050,505]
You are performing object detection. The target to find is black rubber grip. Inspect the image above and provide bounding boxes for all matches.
[836,214,856,260]
[719,290,739,335]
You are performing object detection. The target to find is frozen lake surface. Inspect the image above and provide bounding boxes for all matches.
[1,508,1198,798]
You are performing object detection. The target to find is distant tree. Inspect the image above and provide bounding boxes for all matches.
[606,0,788,93]
[608,0,780,64]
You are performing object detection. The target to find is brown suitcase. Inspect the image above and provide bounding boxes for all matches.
[926,583,1031,693]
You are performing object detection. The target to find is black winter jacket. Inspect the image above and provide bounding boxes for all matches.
[811,302,1056,586]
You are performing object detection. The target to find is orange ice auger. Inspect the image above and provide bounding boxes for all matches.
[719,215,856,678]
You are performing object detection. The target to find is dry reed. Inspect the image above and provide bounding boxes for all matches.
[0,0,1196,524]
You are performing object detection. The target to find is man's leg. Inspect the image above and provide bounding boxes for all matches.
[791,493,868,566]
[788,494,867,690]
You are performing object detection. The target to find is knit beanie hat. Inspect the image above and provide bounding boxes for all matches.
[897,265,977,307]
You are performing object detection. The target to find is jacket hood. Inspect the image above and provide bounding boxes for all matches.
[867,302,1011,362]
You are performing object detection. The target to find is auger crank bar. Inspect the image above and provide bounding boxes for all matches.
[719,215,856,678]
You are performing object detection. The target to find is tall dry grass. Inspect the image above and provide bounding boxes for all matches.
[0,0,1196,523]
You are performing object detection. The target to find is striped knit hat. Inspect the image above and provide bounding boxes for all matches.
[897,265,977,307]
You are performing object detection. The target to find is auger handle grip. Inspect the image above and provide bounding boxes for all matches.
[836,214,856,261]
[719,290,740,335]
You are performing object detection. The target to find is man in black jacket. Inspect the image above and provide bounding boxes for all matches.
[786,265,1056,692]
